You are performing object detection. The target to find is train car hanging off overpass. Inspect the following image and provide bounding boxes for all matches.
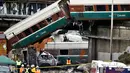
[4,0,71,48]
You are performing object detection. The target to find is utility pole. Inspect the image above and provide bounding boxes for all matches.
[110,0,114,60]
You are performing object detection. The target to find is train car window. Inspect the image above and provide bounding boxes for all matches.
[56,13,60,19]
[24,29,31,36]
[46,17,52,23]
[10,37,19,44]
[17,33,24,39]
[58,11,64,17]
[106,5,109,11]
[114,5,118,11]
[22,32,26,37]
[52,14,59,21]
[29,28,33,33]
[39,22,46,28]
[109,5,118,11]
[60,50,68,55]
[36,24,41,29]
[31,25,39,32]
[97,5,106,11]
[121,5,130,11]
[108,5,111,11]
[85,6,93,11]
[56,13,60,17]
[117,5,122,11]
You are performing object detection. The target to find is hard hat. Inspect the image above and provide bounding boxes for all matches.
[31,64,35,67]
[27,64,29,67]
[21,64,24,67]
[36,66,39,68]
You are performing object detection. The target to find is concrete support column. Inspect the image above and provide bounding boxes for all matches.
[88,38,97,62]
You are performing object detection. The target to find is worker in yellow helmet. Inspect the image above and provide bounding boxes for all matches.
[31,64,36,73]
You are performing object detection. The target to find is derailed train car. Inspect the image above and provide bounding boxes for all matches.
[4,0,71,49]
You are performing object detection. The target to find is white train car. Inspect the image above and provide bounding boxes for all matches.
[4,0,61,40]
[4,0,70,48]
[69,0,130,20]
[70,0,130,5]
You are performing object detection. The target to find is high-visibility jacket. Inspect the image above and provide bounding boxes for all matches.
[66,58,71,65]
[35,69,41,73]
[31,68,36,73]
[25,68,30,73]
[16,61,22,66]
[20,67,24,73]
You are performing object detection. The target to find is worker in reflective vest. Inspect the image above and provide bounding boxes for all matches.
[25,64,30,73]
[35,66,41,73]
[16,59,22,66]
[20,64,24,73]
[66,57,71,65]
[31,64,36,73]
[16,59,22,73]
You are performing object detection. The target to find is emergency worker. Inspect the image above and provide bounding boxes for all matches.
[35,66,41,73]
[31,64,36,73]
[16,59,22,73]
[25,64,31,73]
[66,57,71,65]
[20,64,24,73]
